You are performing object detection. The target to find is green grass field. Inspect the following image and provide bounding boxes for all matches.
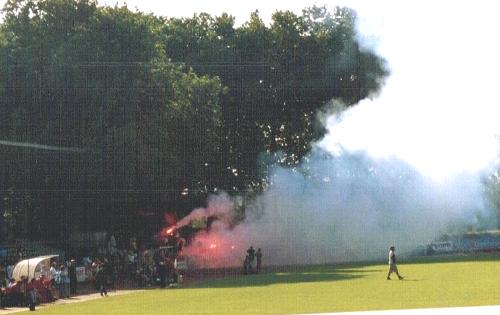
[18,254,500,315]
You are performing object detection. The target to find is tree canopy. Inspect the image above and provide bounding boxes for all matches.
[0,0,389,242]
[163,7,388,190]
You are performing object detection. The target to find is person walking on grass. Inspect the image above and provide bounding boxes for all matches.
[95,263,108,297]
[387,246,404,280]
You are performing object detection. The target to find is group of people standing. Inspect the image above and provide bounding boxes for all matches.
[243,246,262,274]
[82,244,181,294]
[49,260,78,299]
[0,258,79,310]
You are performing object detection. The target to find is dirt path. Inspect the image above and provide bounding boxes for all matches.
[0,290,140,314]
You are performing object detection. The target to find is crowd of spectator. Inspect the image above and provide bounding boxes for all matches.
[0,233,184,309]
[79,234,183,290]
[0,256,80,308]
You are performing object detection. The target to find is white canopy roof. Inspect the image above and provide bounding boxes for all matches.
[11,255,59,281]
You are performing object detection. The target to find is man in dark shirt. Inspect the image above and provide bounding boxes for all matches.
[247,246,256,273]
[95,263,108,296]
[68,259,77,295]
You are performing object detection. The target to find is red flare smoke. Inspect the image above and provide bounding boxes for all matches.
[164,213,177,226]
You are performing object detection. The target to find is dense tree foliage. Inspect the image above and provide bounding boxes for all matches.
[163,7,388,191]
[0,0,388,242]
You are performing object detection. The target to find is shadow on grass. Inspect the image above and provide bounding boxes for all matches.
[181,252,500,289]
[334,268,384,273]
[185,266,375,289]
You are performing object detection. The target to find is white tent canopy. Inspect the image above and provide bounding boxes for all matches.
[11,255,59,281]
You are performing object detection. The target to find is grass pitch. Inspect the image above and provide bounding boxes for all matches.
[17,254,500,315]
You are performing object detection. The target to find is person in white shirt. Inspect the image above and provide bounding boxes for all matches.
[49,262,60,298]
[49,262,58,283]
[7,278,15,288]
[387,246,404,280]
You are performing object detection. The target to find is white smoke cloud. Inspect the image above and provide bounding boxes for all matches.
[320,1,500,182]
[175,194,234,229]
[179,1,500,267]
[183,152,495,267]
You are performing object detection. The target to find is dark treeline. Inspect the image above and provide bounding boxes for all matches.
[0,0,388,243]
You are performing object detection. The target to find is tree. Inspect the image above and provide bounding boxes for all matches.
[162,6,389,192]
[0,1,389,241]
[0,0,225,240]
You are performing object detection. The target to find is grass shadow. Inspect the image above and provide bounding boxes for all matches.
[180,252,500,289]
[185,265,368,289]
[334,268,384,273]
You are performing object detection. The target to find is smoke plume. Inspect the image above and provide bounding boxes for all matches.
[180,152,495,267]
[176,1,500,267]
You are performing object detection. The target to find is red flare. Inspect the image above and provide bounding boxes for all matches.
[159,226,176,239]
